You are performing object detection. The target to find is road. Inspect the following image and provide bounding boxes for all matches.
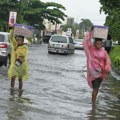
[0,44,120,120]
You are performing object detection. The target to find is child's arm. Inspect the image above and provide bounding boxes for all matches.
[10,29,18,48]
[83,32,93,51]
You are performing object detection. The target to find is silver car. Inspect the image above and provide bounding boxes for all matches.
[48,34,75,54]
[74,39,83,50]
[0,32,11,67]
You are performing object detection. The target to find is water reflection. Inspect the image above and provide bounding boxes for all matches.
[86,95,120,120]
[7,101,24,120]
[87,104,111,120]
[7,89,32,120]
[87,105,96,120]
[8,97,25,120]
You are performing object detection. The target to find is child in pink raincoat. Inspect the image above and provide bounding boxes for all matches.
[83,30,111,104]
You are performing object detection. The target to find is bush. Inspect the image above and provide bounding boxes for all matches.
[110,45,120,70]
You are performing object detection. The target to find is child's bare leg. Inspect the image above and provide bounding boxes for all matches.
[10,76,16,95]
[19,77,23,90]
[92,89,98,104]
[11,76,16,89]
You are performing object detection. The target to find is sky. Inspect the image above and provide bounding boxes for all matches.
[42,0,106,25]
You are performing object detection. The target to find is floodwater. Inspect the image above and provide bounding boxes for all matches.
[0,44,120,120]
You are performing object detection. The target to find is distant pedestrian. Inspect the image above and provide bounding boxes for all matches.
[8,28,28,95]
[104,34,112,54]
[83,29,111,104]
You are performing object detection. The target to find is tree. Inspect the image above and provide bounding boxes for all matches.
[23,0,67,30]
[79,19,93,32]
[99,0,120,40]
[0,0,67,30]
[62,24,71,32]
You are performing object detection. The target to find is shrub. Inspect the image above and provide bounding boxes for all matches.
[110,45,120,70]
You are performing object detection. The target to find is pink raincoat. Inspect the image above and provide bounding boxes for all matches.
[83,32,111,88]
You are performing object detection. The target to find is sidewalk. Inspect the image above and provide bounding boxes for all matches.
[112,64,120,74]
[111,65,120,80]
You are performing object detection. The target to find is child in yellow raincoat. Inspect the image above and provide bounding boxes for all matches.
[8,29,28,92]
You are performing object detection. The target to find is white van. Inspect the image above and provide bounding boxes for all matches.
[48,34,75,54]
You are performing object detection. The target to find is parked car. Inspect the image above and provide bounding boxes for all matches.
[48,34,75,54]
[74,39,83,49]
[0,32,11,67]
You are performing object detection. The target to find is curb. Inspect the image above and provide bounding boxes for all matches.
[111,64,120,75]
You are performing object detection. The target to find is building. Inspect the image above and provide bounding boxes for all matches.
[67,17,74,26]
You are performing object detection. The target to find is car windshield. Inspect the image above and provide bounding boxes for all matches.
[51,36,67,43]
[0,34,5,42]
[74,39,83,42]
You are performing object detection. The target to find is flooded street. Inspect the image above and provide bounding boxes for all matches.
[0,45,120,120]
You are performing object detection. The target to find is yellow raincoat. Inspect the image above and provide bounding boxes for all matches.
[8,30,28,80]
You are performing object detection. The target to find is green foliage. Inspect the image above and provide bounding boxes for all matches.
[99,0,120,40]
[79,19,93,32]
[110,45,120,70]
[100,0,120,13]
[0,0,67,30]
[72,23,80,36]
[62,24,70,32]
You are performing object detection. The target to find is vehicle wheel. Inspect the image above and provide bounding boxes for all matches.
[48,51,52,54]
[4,57,8,67]
[0,62,3,67]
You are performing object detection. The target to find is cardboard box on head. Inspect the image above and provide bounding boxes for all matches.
[92,25,109,40]
[14,24,35,38]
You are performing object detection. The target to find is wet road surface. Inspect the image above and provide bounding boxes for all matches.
[0,44,120,120]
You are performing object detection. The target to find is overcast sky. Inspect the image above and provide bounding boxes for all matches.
[42,0,106,25]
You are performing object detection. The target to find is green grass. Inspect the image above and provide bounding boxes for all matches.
[110,45,120,70]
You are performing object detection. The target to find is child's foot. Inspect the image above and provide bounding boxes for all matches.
[18,89,23,97]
